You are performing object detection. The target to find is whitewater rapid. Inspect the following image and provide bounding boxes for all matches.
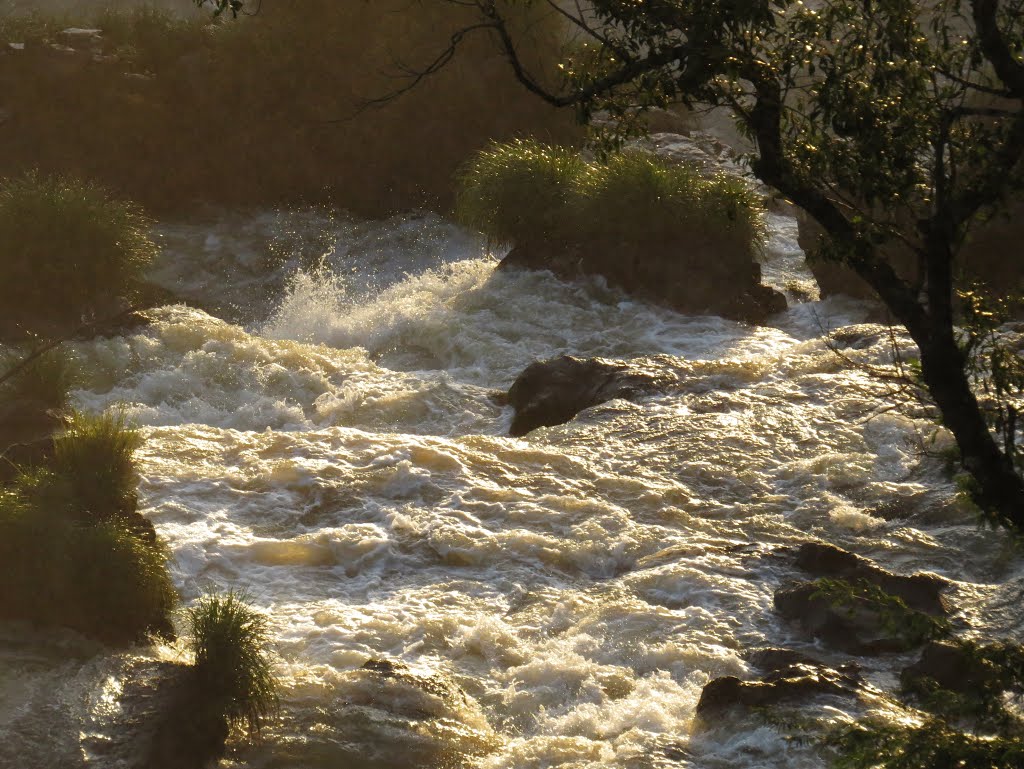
[2,207,1022,769]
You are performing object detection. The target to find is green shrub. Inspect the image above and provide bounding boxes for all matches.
[456,141,765,254]
[455,139,585,244]
[0,492,176,644]
[826,718,1024,769]
[0,173,157,335]
[50,410,143,522]
[0,345,79,412]
[187,591,278,733]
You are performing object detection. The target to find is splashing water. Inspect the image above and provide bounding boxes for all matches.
[2,206,1021,769]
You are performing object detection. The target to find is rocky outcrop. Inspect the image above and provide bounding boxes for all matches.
[696,649,863,715]
[505,355,671,436]
[774,544,950,655]
[500,240,786,324]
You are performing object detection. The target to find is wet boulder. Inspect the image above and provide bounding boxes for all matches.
[696,650,863,716]
[499,241,786,324]
[775,545,950,655]
[506,355,669,437]
[900,640,1024,698]
[794,543,948,615]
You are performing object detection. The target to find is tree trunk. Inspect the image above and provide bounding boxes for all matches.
[916,328,1024,528]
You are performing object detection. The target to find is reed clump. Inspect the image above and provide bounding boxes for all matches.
[187,591,278,734]
[0,408,176,644]
[456,140,765,255]
[0,173,157,338]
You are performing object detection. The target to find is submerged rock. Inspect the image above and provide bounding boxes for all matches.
[775,544,950,655]
[499,240,786,324]
[506,355,669,436]
[696,650,862,715]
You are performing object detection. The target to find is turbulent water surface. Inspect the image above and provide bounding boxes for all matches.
[2,205,1023,769]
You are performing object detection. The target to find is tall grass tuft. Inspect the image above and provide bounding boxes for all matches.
[0,493,176,643]
[50,410,143,522]
[187,591,278,734]
[0,173,157,336]
[455,139,585,245]
[456,142,765,255]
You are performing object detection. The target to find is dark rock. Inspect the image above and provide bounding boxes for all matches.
[93,661,229,769]
[506,355,669,436]
[696,658,862,716]
[794,542,948,615]
[498,238,786,325]
[901,641,994,694]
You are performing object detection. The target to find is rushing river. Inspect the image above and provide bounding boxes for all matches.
[1,202,1022,769]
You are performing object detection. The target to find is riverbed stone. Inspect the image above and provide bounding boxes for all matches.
[773,543,951,654]
[696,652,862,715]
[499,241,786,324]
[506,355,669,436]
[793,542,948,615]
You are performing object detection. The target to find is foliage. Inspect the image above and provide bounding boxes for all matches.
[957,287,1024,471]
[94,6,212,75]
[0,173,157,335]
[49,410,143,523]
[0,490,176,644]
[810,578,951,646]
[825,717,1024,769]
[187,591,278,734]
[455,139,585,243]
[0,345,78,412]
[456,139,764,254]
[901,640,1024,732]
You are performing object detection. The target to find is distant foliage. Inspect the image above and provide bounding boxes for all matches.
[187,591,278,734]
[456,140,764,253]
[0,173,157,335]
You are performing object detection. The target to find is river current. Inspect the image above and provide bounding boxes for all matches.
[1,203,1022,769]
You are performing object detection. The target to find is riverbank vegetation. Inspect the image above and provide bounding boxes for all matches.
[0,1,574,215]
[187,591,278,734]
[0,409,176,644]
[0,173,157,339]
[457,140,764,255]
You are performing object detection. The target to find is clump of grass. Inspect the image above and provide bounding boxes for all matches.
[187,591,278,734]
[0,345,79,411]
[0,172,157,336]
[0,492,176,643]
[456,141,765,255]
[50,410,142,522]
[455,139,585,244]
[826,718,1024,769]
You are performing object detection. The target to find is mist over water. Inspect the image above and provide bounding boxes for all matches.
[2,206,1022,768]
